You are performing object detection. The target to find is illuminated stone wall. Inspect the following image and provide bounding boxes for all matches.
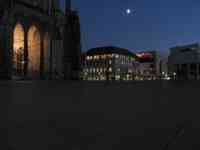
[13,23,25,73]
[27,26,41,78]
[0,0,81,80]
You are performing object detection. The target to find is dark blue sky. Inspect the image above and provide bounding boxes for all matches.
[61,0,200,56]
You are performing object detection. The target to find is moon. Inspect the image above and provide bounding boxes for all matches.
[126,9,131,14]
[125,9,136,15]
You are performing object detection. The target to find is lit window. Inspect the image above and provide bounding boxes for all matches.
[115,75,120,80]
[101,55,106,59]
[109,68,112,72]
[115,54,119,58]
[109,60,112,64]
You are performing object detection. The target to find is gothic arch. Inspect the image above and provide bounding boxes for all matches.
[13,23,25,74]
[27,25,41,78]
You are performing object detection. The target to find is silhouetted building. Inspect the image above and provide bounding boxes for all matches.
[168,43,200,80]
[136,51,160,80]
[81,46,138,81]
[0,0,81,80]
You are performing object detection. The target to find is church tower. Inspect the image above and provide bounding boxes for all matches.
[63,0,82,80]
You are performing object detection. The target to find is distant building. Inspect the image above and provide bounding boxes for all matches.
[0,0,81,80]
[159,58,169,80]
[168,43,200,80]
[81,46,138,81]
[136,51,160,80]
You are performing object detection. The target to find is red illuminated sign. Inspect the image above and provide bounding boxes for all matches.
[136,52,154,63]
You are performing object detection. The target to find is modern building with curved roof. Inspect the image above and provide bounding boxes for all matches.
[81,46,139,81]
[86,46,136,57]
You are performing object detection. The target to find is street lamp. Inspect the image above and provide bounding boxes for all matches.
[173,72,176,80]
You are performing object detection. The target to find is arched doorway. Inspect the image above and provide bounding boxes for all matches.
[43,32,50,77]
[13,23,25,75]
[27,25,41,78]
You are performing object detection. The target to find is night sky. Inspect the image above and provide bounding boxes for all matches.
[61,0,200,56]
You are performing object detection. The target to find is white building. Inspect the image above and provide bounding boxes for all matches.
[168,43,200,80]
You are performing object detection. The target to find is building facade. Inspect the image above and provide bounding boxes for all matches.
[81,46,138,81]
[159,58,169,80]
[0,0,81,80]
[136,51,160,80]
[168,43,200,80]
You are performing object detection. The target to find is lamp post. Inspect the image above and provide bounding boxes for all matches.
[173,72,176,80]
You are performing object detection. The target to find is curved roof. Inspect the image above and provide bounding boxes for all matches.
[86,46,136,57]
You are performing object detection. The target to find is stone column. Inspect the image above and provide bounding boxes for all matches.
[0,22,12,79]
[40,33,44,79]
[24,27,28,78]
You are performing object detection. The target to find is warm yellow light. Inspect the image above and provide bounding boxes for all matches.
[13,23,25,52]
[27,25,41,74]
[13,23,25,70]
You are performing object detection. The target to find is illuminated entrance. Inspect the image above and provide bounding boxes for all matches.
[13,23,25,75]
[27,26,41,78]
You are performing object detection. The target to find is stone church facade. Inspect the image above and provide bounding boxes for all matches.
[0,0,81,80]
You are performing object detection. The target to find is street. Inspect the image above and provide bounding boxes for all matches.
[7,81,200,150]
